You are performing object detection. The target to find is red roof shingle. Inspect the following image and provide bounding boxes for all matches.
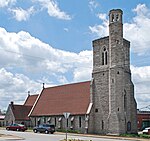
[30,81,91,116]
[10,104,32,120]
[24,94,38,106]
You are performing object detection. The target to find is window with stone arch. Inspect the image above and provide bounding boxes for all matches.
[102,46,108,65]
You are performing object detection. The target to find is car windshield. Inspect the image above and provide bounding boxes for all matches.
[43,124,49,127]
[18,124,24,126]
[40,124,55,128]
[12,124,18,126]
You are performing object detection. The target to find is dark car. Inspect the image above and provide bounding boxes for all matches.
[6,123,27,131]
[33,124,55,134]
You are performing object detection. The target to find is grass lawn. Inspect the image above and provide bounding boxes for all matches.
[120,133,150,139]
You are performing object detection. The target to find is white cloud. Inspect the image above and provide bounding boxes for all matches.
[34,0,71,20]
[9,6,35,21]
[73,67,91,82]
[97,13,107,21]
[73,50,92,82]
[89,13,108,38]
[88,0,99,12]
[0,68,42,110]
[0,0,16,8]
[124,4,150,55]
[131,65,150,109]
[64,28,69,32]
[56,75,68,84]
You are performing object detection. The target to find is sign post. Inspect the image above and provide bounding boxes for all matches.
[63,112,70,141]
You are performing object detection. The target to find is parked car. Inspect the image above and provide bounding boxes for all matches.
[142,127,150,134]
[33,124,55,134]
[6,123,27,131]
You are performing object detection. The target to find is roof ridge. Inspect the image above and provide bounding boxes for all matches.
[45,80,91,89]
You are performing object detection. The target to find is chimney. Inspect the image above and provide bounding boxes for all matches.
[28,91,30,96]
[43,83,45,89]
[11,101,13,105]
[10,101,14,109]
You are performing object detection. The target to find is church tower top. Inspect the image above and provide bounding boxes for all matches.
[109,9,123,39]
[109,9,123,24]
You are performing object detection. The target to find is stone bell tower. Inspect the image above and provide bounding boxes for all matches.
[89,9,137,135]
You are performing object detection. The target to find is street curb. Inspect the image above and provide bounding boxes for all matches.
[55,132,149,141]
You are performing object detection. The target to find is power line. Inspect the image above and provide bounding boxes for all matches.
[0,47,150,65]
[139,105,150,110]
[135,93,150,94]
[0,48,46,60]
[0,47,93,66]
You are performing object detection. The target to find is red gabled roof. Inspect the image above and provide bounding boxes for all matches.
[30,81,91,116]
[10,104,32,120]
[24,94,38,106]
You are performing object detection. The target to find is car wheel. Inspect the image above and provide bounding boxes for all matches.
[6,128,9,131]
[45,130,49,134]
[17,129,19,131]
[34,129,37,133]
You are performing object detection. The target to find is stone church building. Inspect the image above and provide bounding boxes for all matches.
[5,9,138,135]
[28,9,137,135]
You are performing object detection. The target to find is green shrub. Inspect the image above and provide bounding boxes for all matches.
[57,129,80,134]
[120,133,150,139]
[139,134,150,139]
[120,133,139,137]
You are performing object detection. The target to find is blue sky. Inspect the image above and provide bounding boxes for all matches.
[0,0,150,111]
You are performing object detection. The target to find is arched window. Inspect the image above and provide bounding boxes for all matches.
[111,14,115,22]
[127,121,131,131]
[102,47,108,65]
[116,14,119,21]
[37,118,41,125]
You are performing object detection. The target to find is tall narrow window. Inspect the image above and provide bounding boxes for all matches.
[112,14,114,22]
[47,117,51,124]
[55,117,57,126]
[102,120,104,130]
[79,117,82,128]
[102,52,104,65]
[37,118,40,125]
[124,90,127,110]
[44,117,46,123]
[35,118,36,126]
[102,47,108,65]
[105,51,107,65]
[116,14,119,21]
[67,119,68,128]
[127,121,131,131]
